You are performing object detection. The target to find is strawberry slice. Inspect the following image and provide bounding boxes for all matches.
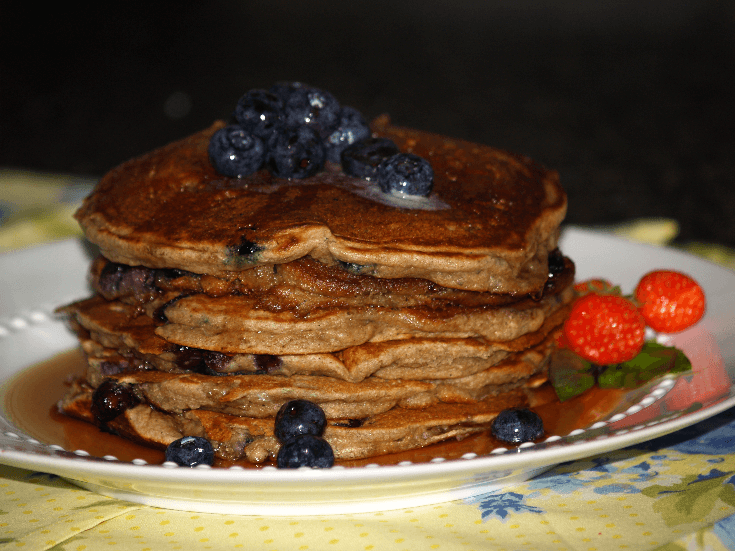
[634,270,706,333]
[563,294,646,364]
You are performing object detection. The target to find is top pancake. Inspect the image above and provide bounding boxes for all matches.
[75,115,567,293]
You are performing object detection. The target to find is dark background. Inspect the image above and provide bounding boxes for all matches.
[3,2,734,246]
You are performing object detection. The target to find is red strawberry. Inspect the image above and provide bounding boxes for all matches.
[563,294,646,364]
[634,270,706,333]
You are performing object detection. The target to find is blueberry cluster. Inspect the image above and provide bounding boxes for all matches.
[209,82,370,180]
[208,82,434,196]
[274,399,334,468]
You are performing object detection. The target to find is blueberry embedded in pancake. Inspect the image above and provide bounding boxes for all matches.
[227,237,266,266]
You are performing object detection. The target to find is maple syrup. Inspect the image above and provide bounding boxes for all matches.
[3,348,164,463]
[2,348,627,468]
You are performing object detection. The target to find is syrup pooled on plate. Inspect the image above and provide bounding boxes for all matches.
[4,349,164,464]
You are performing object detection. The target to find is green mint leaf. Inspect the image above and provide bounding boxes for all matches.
[549,349,595,401]
[598,342,692,389]
[672,347,693,373]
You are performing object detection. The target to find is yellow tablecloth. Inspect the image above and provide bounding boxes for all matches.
[2,169,735,551]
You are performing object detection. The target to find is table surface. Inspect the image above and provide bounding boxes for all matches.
[1,171,735,551]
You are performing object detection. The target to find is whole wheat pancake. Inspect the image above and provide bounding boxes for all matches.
[62,272,572,365]
[62,292,571,383]
[67,315,556,412]
[90,254,568,309]
[75,252,573,356]
[73,320,559,403]
[60,379,537,462]
[155,285,573,355]
[75,115,566,294]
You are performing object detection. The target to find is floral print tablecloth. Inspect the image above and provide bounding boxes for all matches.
[1,169,735,551]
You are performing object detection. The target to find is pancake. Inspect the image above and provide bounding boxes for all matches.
[58,85,574,465]
[61,293,571,383]
[74,115,566,294]
[154,284,572,355]
[64,252,574,356]
[75,339,550,415]
[60,291,563,463]
[60,377,540,463]
[90,254,556,309]
[73,319,557,412]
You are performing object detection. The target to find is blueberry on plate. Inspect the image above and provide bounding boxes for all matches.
[491,408,544,444]
[276,434,335,468]
[208,124,266,178]
[283,86,341,138]
[268,124,326,179]
[377,153,434,197]
[341,137,400,180]
[234,89,284,141]
[324,106,371,163]
[274,399,327,442]
[91,379,139,424]
[165,436,215,467]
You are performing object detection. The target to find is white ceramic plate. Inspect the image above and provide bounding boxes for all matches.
[1,228,734,516]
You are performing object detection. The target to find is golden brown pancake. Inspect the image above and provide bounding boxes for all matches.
[61,292,571,383]
[60,379,539,463]
[75,115,566,294]
[89,254,563,309]
[73,321,557,413]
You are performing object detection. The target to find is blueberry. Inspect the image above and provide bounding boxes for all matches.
[229,236,265,259]
[491,408,544,444]
[97,261,156,298]
[234,89,284,141]
[341,137,399,180]
[268,124,326,179]
[91,379,139,424]
[208,124,266,178]
[165,436,215,467]
[268,81,307,104]
[98,360,131,377]
[283,86,341,138]
[276,434,334,468]
[253,354,283,374]
[547,249,565,277]
[274,399,327,442]
[377,153,434,197]
[324,106,371,163]
[172,345,207,372]
[336,260,366,274]
[332,418,363,428]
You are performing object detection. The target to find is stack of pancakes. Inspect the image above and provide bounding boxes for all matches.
[59,114,574,464]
